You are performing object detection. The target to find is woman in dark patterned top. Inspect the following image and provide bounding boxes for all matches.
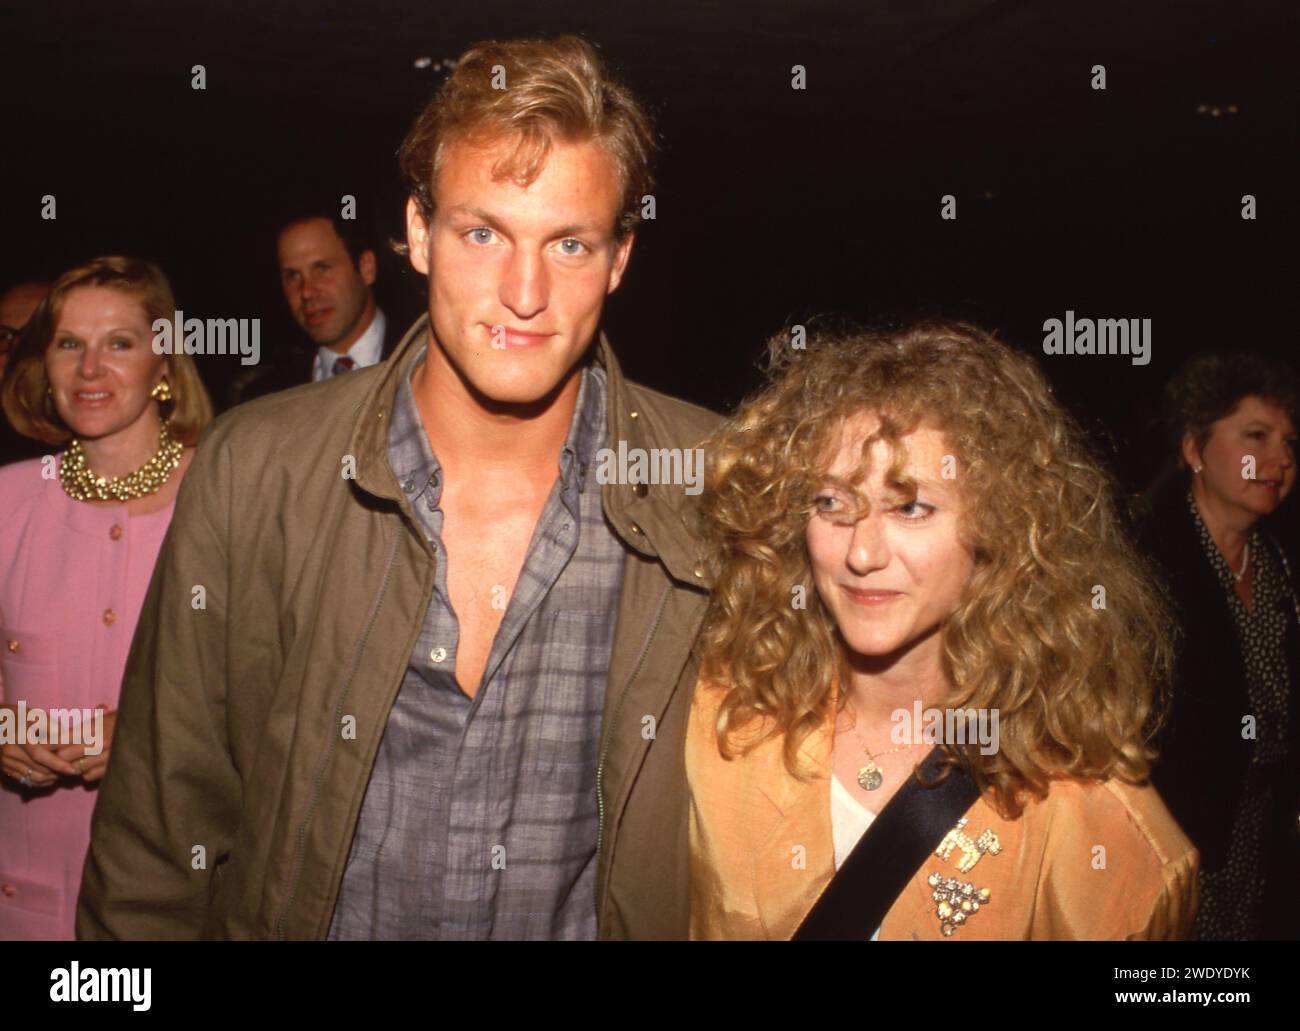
[1138,350,1300,940]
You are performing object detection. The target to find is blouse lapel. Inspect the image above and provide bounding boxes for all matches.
[750,707,839,938]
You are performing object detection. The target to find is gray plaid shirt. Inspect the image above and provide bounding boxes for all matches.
[327,343,624,939]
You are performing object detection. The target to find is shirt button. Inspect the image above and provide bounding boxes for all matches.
[402,479,415,493]
[430,646,447,663]
[629,522,643,535]
[109,524,123,541]
[5,639,18,653]
[102,608,117,626]
[694,565,706,579]
[0,883,14,897]
[633,482,648,498]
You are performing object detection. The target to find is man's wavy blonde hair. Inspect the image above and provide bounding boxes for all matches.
[696,321,1175,818]
[398,34,654,241]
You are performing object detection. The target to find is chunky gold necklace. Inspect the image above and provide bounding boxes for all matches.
[59,421,183,502]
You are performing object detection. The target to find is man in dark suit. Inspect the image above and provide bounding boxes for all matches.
[229,209,400,406]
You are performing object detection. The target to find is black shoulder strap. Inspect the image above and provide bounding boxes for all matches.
[792,747,979,940]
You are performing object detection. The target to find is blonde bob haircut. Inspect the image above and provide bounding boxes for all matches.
[2,256,212,447]
[697,321,1175,818]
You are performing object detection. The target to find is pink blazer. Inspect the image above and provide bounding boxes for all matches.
[0,456,175,939]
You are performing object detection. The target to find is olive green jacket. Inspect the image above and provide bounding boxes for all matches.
[76,314,720,940]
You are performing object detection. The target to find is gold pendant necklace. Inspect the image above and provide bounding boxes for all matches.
[59,421,183,503]
[845,701,923,791]
[858,758,886,792]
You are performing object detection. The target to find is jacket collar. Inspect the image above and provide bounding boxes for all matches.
[347,313,711,588]
[746,695,839,936]
[755,684,837,816]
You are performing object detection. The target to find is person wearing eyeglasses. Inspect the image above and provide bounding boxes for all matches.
[0,281,50,465]
[0,282,48,378]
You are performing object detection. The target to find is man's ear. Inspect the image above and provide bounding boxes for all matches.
[405,196,431,276]
[358,249,378,286]
[606,231,635,295]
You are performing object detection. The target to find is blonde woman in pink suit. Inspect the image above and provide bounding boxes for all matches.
[0,257,211,939]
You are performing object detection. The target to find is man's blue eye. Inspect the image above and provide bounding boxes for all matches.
[470,228,493,244]
[559,238,585,255]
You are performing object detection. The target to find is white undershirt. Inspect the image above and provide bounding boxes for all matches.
[830,773,881,940]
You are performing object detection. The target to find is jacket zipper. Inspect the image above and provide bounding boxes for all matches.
[274,528,403,940]
[594,582,671,923]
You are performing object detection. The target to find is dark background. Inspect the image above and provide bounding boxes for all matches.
[1,0,1295,502]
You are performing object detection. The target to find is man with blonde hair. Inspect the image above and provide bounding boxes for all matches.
[79,35,717,940]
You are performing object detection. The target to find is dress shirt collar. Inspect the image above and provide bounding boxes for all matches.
[387,341,607,517]
[314,307,386,380]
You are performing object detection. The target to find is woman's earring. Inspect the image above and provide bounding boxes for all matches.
[1193,464,1203,475]
[150,378,173,402]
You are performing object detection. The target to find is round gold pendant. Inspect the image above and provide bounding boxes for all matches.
[858,763,883,791]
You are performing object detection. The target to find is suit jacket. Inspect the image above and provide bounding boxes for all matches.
[687,683,1199,940]
[1137,474,1300,875]
[0,461,176,938]
[226,309,401,409]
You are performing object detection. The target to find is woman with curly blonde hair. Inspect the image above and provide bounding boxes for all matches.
[687,320,1199,940]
